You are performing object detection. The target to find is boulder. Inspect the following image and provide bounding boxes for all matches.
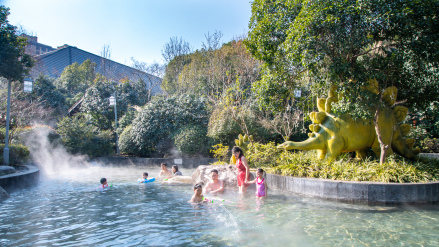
[0,186,9,202]
[0,166,15,176]
[192,164,240,187]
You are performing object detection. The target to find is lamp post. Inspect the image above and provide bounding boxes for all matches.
[109,95,120,155]
[3,77,33,165]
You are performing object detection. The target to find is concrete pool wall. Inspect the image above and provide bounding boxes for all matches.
[0,165,39,194]
[261,172,439,204]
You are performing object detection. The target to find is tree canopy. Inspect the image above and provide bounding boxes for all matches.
[246,0,439,114]
[0,6,33,82]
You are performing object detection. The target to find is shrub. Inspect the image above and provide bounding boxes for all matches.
[0,143,30,166]
[119,125,137,155]
[245,141,439,183]
[210,144,229,163]
[130,94,210,157]
[56,114,114,157]
[173,124,213,157]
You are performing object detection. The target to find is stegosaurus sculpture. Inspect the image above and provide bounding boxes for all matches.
[277,85,420,160]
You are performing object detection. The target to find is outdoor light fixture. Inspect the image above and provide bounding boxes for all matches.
[294,89,302,98]
[109,95,116,106]
[109,95,119,155]
[23,78,33,93]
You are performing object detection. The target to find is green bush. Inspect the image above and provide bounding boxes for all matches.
[207,105,281,147]
[173,124,213,157]
[56,114,114,157]
[245,141,439,183]
[119,125,137,155]
[210,144,229,164]
[0,143,30,166]
[130,94,210,157]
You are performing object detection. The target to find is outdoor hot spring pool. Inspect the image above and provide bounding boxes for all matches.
[1,165,438,246]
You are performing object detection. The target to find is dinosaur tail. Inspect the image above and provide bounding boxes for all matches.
[277,135,325,151]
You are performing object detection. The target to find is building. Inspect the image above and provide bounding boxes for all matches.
[21,35,162,96]
[20,34,56,56]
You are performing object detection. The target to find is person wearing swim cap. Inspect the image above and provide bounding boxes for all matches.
[204,169,224,194]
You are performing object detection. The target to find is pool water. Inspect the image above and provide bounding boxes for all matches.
[1,165,438,246]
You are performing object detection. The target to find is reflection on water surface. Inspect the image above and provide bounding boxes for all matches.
[1,166,438,246]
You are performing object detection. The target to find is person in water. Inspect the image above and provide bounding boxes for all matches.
[171,165,183,176]
[246,168,267,199]
[189,184,206,203]
[99,178,108,189]
[159,162,172,178]
[140,172,149,182]
[232,146,250,194]
[204,169,224,194]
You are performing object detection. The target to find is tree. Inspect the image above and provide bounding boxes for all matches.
[246,0,439,164]
[131,58,165,101]
[0,6,33,82]
[161,37,192,94]
[55,59,96,97]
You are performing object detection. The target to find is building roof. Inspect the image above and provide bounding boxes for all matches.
[30,45,162,95]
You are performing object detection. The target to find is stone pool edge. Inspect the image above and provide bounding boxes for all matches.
[0,165,39,194]
[260,172,439,205]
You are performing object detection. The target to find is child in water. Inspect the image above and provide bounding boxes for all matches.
[99,178,108,189]
[172,165,182,176]
[189,184,206,203]
[140,172,148,183]
[246,168,267,199]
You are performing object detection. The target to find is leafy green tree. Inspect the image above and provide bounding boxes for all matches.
[56,114,113,157]
[246,0,439,163]
[173,124,213,156]
[55,59,96,97]
[130,94,210,156]
[31,74,66,111]
[0,6,33,82]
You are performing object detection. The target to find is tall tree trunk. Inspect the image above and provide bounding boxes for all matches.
[374,106,389,165]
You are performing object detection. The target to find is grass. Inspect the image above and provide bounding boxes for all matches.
[243,142,439,183]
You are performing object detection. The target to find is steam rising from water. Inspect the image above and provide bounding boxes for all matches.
[25,127,91,177]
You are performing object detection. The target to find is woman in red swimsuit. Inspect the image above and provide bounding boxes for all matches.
[232,146,250,194]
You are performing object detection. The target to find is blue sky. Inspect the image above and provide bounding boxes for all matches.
[1,0,252,65]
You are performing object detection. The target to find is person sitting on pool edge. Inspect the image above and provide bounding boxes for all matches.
[99,178,108,189]
[159,162,172,178]
[189,183,207,203]
[204,169,224,194]
[171,165,183,176]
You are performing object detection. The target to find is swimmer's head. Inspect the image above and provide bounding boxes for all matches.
[143,172,148,178]
[161,162,167,169]
[194,183,202,190]
[172,165,179,173]
[100,178,107,184]
[211,169,218,181]
[257,168,265,177]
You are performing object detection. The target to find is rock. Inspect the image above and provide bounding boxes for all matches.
[192,164,240,187]
[0,186,9,202]
[0,166,15,176]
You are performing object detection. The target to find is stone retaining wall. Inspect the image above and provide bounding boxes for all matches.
[91,156,218,169]
[262,172,439,205]
[0,165,39,193]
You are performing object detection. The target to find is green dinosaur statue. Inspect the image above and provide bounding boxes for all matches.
[277,85,420,160]
[230,134,253,164]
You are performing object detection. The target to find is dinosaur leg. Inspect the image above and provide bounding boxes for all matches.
[317,149,327,159]
[355,149,368,159]
[326,138,344,161]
